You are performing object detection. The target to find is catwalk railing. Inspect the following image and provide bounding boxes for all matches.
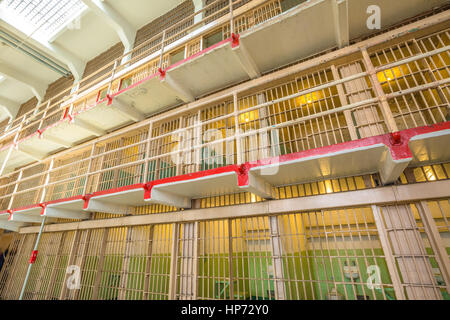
[0,26,449,212]
[0,0,304,146]
[0,182,449,300]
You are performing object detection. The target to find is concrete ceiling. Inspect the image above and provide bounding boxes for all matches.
[0,0,184,122]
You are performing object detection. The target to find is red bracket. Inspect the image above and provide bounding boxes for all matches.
[143,182,153,200]
[235,163,250,187]
[67,114,74,123]
[62,107,70,119]
[7,210,13,221]
[106,94,114,105]
[29,250,38,264]
[231,33,240,48]
[82,194,93,210]
[158,68,166,80]
[37,129,43,138]
[390,132,402,146]
[39,203,47,216]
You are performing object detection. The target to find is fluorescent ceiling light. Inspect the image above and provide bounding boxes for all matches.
[0,0,87,42]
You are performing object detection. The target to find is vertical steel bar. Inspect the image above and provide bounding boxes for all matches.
[168,223,180,300]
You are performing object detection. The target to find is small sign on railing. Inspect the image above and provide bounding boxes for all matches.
[29,250,38,264]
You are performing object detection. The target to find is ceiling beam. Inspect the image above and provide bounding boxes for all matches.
[0,21,85,82]
[0,96,20,118]
[81,0,137,53]
[42,42,86,81]
[0,63,46,100]
[331,0,350,48]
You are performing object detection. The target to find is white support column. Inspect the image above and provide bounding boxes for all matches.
[331,0,349,48]
[0,64,46,100]
[0,96,20,119]
[0,145,14,176]
[37,42,85,82]
[81,0,137,54]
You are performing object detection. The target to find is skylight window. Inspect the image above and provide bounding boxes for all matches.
[0,0,87,42]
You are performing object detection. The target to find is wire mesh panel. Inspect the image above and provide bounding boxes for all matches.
[40,104,66,129]
[276,208,396,300]
[416,29,450,102]
[231,216,274,300]
[119,225,151,300]
[21,232,65,300]
[196,217,275,300]
[12,163,49,209]
[95,227,126,300]
[0,173,20,211]
[370,32,450,131]
[187,39,202,58]
[143,223,173,300]
[46,149,91,201]
[178,114,200,175]
[0,233,25,299]
[197,220,231,300]
[44,231,76,300]
[223,0,281,39]
[201,101,236,170]
[238,67,352,162]
[148,118,181,181]
[86,129,148,194]
[0,233,36,300]
[399,163,450,184]
[71,228,105,300]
